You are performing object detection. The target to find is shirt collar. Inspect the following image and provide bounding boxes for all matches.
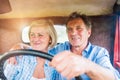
[68,41,91,53]
[67,41,92,56]
[84,42,91,52]
[82,42,92,56]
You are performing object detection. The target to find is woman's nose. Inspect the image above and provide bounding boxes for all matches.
[33,35,40,41]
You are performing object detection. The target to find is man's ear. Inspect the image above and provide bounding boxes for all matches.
[88,29,91,38]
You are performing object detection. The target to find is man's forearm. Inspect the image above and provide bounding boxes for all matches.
[86,61,115,80]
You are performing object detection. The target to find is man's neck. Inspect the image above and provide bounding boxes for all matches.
[71,46,84,55]
[71,42,88,55]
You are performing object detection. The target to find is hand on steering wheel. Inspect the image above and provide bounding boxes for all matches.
[0,49,82,80]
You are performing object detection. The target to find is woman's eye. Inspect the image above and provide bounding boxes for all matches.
[30,33,35,37]
[38,33,43,37]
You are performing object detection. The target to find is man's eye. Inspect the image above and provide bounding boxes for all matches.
[67,28,72,31]
[76,26,82,31]
[77,27,82,30]
[76,26,81,29]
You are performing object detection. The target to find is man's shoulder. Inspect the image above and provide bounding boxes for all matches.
[90,42,106,49]
[86,43,109,58]
[88,42,108,52]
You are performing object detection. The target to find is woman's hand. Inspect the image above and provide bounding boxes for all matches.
[7,43,30,64]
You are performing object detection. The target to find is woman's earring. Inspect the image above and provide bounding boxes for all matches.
[49,40,52,44]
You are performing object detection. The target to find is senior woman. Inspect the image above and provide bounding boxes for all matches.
[4,19,57,80]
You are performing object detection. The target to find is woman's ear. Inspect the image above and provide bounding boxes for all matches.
[49,40,52,44]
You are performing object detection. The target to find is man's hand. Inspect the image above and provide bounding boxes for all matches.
[49,51,90,79]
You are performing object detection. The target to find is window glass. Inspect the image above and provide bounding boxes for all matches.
[22,26,30,43]
[54,25,68,43]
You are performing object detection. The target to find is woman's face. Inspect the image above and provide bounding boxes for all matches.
[29,26,51,52]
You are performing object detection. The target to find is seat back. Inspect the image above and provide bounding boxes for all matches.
[89,15,116,63]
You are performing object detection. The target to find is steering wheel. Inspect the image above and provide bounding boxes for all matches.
[0,49,82,80]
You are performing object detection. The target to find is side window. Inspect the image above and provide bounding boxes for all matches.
[22,26,30,43]
[22,25,68,43]
[54,25,68,43]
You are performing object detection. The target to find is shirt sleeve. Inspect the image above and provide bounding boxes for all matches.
[4,63,19,80]
[4,56,23,80]
[96,48,120,80]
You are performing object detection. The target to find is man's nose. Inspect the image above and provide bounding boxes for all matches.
[71,29,77,35]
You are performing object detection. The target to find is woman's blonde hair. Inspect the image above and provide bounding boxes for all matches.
[28,19,57,48]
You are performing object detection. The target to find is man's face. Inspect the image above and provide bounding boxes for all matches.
[66,18,91,47]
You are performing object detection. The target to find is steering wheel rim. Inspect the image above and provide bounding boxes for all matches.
[0,49,82,80]
[0,49,53,80]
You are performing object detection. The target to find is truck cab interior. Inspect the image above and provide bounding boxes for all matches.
[0,0,120,73]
